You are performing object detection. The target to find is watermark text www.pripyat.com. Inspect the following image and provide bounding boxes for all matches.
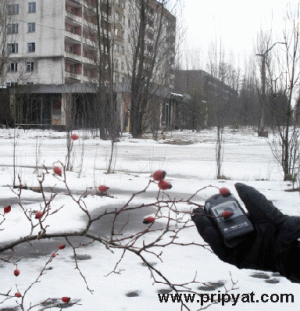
[158,291,295,306]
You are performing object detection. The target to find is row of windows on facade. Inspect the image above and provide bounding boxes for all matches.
[7,22,134,48]
[8,40,158,59]
[7,41,129,66]
[8,2,36,15]
[7,43,35,54]
[10,2,161,28]
[8,62,34,72]
[7,22,35,34]
[8,21,126,42]
[9,1,125,16]
[7,59,126,78]
[8,3,158,40]
[8,22,124,39]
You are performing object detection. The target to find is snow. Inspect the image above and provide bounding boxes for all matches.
[0,127,300,311]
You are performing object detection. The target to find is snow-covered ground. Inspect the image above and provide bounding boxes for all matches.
[0,127,299,311]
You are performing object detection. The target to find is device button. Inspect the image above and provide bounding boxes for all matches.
[221,210,233,219]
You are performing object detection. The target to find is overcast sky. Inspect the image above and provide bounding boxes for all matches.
[180,0,299,68]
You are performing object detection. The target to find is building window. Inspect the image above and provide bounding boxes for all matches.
[8,62,18,72]
[8,4,19,15]
[6,82,18,87]
[28,42,35,52]
[28,2,36,13]
[26,62,34,72]
[65,44,74,53]
[7,23,19,34]
[7,43,18,54]
[28,23,36,33]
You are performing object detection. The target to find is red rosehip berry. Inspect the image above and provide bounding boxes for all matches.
[53,166,62,176]
[221,210,233,219]
[71,134,79,141]
[4,205,11,213]
[152,170,166,181]
[98,185,109,194]
[158,180,172,190]
[62,297,71,303]
[15,292,21,297]
[51,253,56,258]
[58,244,66,250]
[35,211,43,219]
[143,216,155,224]
[14,269,20,276]
[219,187,231,197]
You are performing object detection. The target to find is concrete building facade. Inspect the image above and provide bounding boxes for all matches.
[163,69,238,129]
[1,0,175,130]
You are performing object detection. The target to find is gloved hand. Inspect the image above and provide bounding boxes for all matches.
[192,183,300,283]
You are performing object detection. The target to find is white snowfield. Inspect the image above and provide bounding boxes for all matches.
[0,127,299,311]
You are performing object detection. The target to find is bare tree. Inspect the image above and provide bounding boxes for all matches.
[206,40,240,179]
[261,2,300,180]
[0,0,8,85]
[0,1,10,126]
[94,0,111,140]
[188,83,206,131]
[127,0,176,138]
[206,41,227,179]
[239,56,261,127]
[97,0,123,173]
[79,0,120,172]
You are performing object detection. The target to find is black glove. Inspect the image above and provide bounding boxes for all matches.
[192,183,300,283]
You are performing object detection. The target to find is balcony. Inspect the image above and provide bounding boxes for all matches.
[83,46,97,65]
[65,38,82,62]
[100,2,112,15]
[65,20,82,42]
[65,31,82,43]
[82,37,98,49]
[66,0,82,6]
[83,7,97,25]
[65,72,81,82]
[65,51,82,63]
[83,63,97,73]
[65,0,83,25]
[65,60,82,82]
[82,19,98,32]
[65,10,82,24]
[84,0,97,8]
[82,27,98,46]
[83,57,96,66]
[66,0,82,15]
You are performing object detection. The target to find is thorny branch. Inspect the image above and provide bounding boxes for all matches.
[0,167,234,311]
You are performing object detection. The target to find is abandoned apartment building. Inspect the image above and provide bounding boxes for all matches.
[1,0,176,131]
